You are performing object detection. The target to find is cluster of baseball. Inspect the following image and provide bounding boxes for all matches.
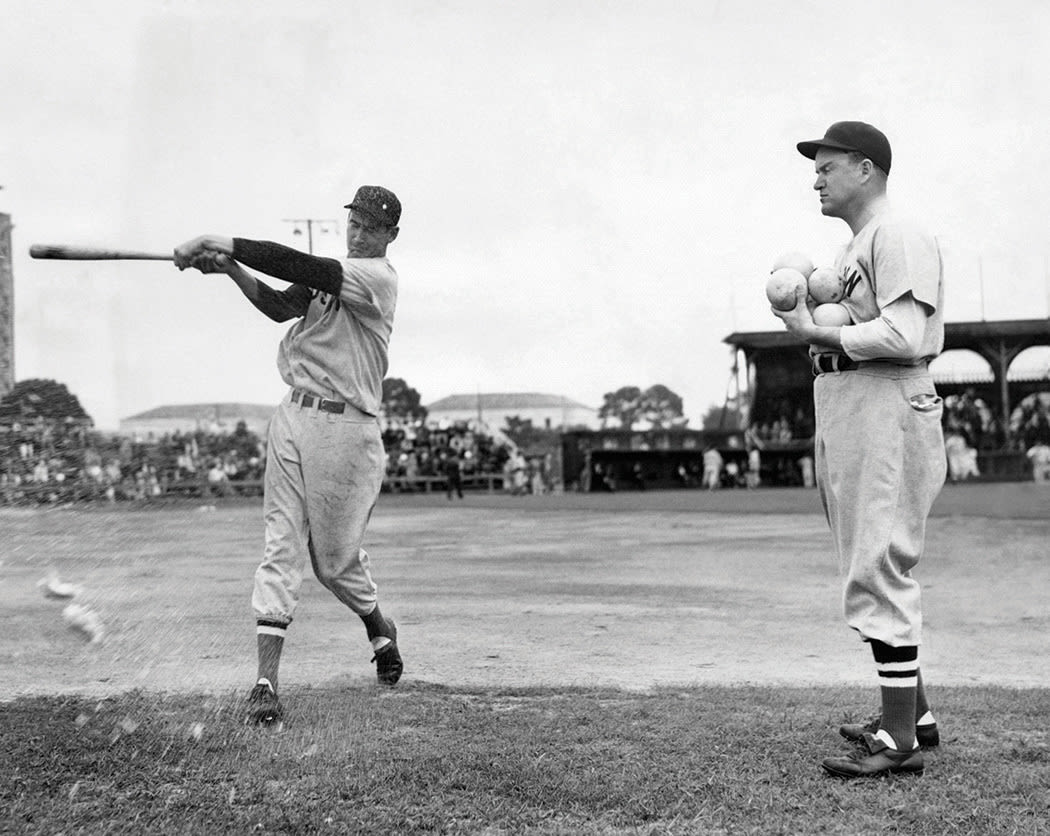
[765,252,851,326]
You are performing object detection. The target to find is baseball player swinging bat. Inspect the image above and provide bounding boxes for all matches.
[29,244,173,261]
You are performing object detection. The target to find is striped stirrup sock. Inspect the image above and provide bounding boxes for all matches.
[870,640,918,751]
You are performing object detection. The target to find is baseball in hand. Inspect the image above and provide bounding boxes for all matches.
[812,302,852,327]
[766,267,807,311]
[807,267,845,304]
[771,251,815,279]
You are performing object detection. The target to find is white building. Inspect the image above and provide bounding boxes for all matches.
[425,393,598,431]
[118,403,274,438]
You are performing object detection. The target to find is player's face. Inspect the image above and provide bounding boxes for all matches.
[812,148,863,219]
[346,210,399,258]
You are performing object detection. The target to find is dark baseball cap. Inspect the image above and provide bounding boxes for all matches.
[796,121,891,175]
[344,185,401,227]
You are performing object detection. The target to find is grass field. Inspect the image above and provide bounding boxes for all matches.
[2,485,1049,833]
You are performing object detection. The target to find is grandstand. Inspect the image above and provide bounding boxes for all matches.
[724,318,1050,481]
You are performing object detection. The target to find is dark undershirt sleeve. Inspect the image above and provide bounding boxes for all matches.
[250,283,313,322]
[232,238,343,296]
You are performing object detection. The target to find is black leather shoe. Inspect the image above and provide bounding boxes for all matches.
[822,734,925,778]
[372,618,403,686]
[244,680,283,726]
[839,714,940,748]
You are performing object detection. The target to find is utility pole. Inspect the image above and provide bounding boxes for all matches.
[281,218,339,255]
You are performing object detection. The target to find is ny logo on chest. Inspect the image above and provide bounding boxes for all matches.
[841,266,865,299]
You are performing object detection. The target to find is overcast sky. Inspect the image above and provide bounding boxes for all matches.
[3,0,1049,429]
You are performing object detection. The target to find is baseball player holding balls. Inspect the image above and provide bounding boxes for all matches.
[771,122,947,778]
[173,185,404,725]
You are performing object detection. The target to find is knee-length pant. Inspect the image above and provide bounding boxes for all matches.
[252,391,386,624]
[814,364,947,647]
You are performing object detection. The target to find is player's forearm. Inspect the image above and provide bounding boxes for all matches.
[248,284,309,322]
[802,325,845,352]
[841,297,927,361]
[232,239,343,296]
[226,261,261,300]
[226,262,308,322]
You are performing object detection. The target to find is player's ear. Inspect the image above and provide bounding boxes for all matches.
[386,226,399,243]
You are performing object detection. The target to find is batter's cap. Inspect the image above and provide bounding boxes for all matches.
[796,121,892,175]
[345,185,401,227]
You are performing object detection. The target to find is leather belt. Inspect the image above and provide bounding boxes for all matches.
[291,389,346,414]
[812,353,859,375]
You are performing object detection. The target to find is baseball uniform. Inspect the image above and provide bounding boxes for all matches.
[175,186,405,725]
[815,209,945,646]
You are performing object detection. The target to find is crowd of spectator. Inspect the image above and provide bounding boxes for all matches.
[1012,395,1050,449]
[749,401,814,445]
[0,418,265,505]
[5,389,1050,505]
[380,417,515,490]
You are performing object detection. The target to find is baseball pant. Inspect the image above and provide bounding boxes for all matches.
[814,364,946,647]
[252,390,386,624]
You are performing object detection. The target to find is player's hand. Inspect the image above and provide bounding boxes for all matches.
[173,235,234,271]
[189,252,235,275]
[770,285,816,339]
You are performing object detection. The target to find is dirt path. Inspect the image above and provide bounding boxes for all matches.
[2,485,1048,699]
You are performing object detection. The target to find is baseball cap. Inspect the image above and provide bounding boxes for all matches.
[796,121,892,175]
[344,185,401,227]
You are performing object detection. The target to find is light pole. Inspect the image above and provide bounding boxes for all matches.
[282,218,339,255]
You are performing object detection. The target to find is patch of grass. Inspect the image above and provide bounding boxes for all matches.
[3,684,1048,835]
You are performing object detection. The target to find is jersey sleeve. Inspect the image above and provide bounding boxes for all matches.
[870,219,941,311]
[840,293,929,362]
[338,259,398,339]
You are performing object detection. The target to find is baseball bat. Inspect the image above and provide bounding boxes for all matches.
[30,244,173,261]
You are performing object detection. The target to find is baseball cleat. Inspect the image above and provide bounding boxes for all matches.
[822,734,925,779]
[244,680,283,726]
[839,714,940,749]
[372,618,403,686]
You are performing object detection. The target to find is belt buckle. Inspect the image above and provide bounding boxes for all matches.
[813,353,846,375]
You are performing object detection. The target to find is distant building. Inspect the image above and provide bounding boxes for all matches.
[426,392,598,431]
[0,213,14,400]
[118,403,274,438]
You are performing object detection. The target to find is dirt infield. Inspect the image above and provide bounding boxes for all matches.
[2,482,1047,700]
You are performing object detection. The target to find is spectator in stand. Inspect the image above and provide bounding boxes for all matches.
[944,428,978,482]
[702,445,723,490]
[798,454,815,488]
[746,444,761,489]
[1026,440,1050,483]
[724,459,741,488]
[444,452,463,500]
[206,459,230,497]
[511,450,528,496]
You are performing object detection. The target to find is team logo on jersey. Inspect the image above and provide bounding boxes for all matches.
[841,266,864,299]
[311,288,341,313]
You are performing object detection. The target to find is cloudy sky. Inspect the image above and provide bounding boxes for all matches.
[3,0,1049,429]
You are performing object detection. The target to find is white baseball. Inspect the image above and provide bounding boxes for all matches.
[807,267,845,304]
[766,267,807,311]
[812,303,852,326]
[771,251,815,280]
